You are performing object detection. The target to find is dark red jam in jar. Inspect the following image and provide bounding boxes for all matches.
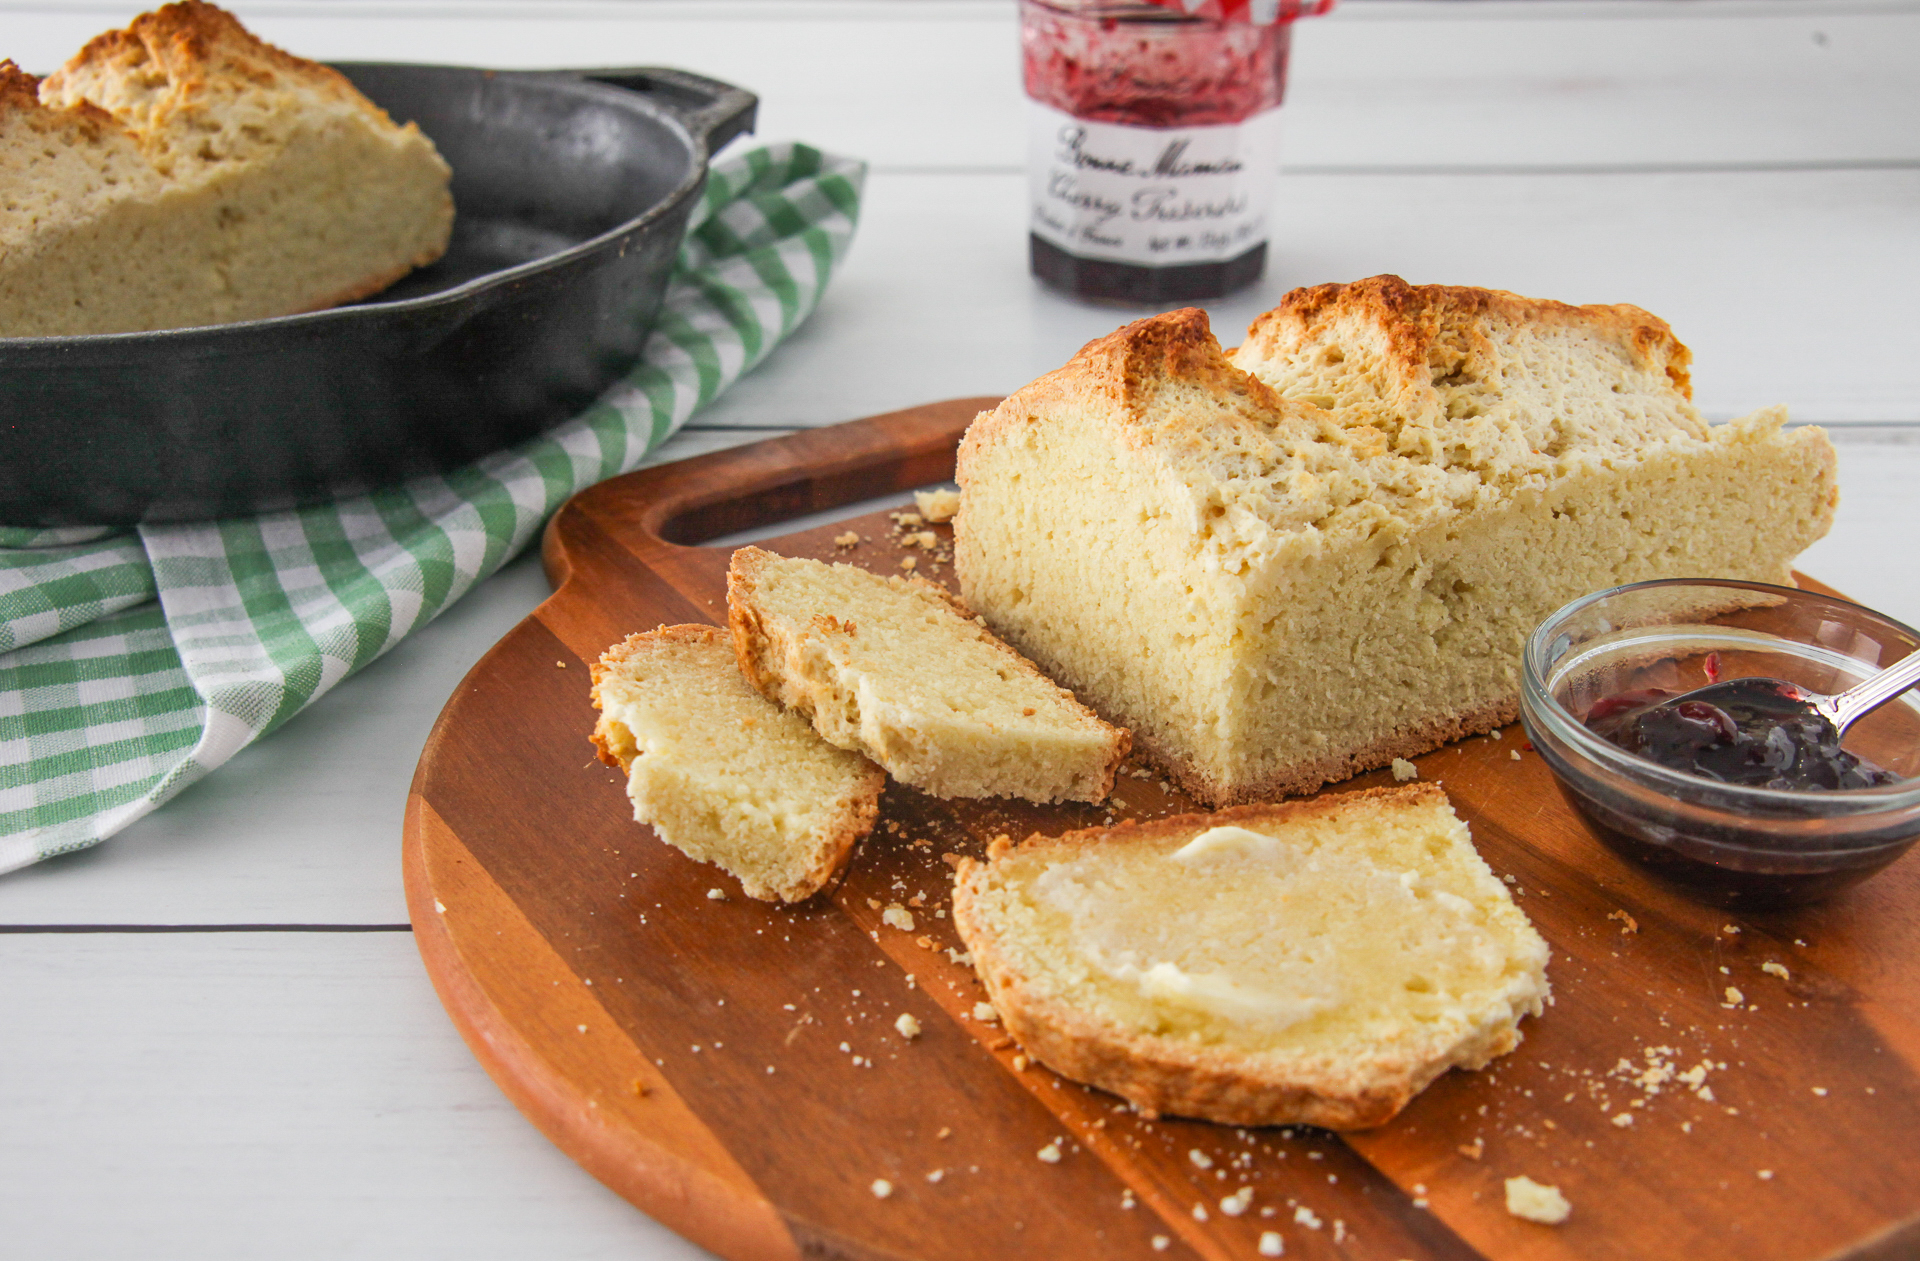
[1021,0,1302,302]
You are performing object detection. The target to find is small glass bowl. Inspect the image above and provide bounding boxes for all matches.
[1520,579,1920,910]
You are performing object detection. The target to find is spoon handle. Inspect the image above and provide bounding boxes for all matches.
[1827,649,1920,734]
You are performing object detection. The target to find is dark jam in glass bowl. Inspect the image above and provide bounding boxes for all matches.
[1585,684,1900,792]
[1557,681,1911,909]
[1021,1,1290,302]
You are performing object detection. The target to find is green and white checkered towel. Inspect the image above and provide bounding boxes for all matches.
[0,142,864,874]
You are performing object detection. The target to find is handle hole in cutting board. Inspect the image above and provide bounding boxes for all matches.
[696,484,956,549]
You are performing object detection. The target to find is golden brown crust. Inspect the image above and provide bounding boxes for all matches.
[0,59,121,137]
[957,307,1310,489]
[0,60,40,110]
[953,785,1515,1129]
[49,2,371,121]
[1243,273,1693,401]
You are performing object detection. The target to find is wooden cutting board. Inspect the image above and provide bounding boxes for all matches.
[403,399,1920,1261]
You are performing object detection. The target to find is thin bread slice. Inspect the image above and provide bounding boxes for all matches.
[951,783,1550,1129]
[727,546,1130,804]
[590,624,883,903]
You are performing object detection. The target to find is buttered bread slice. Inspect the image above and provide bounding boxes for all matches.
[727,547,1129,804]
[952,784,1549,1129]
[1,2,451,336]
[591,625,883,903]
[955,278,1837,805]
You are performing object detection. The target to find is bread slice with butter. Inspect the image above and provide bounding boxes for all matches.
[591,624,884,903]
[1,1,451,336]
[954,278,1837,805]
[727,546,1129,804]
[951,783,1549,1129]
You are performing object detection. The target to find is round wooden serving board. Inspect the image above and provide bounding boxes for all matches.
[404,400,1920,1261]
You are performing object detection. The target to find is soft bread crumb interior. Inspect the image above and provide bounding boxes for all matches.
[593,628,878,902]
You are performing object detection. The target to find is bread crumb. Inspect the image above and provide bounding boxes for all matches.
[937,1126,951,1139]
[974,1002,1000,1023]
[1758,1170,1774,1180]
[1504,1176,1571,1225]
[895,1013,922,1040]
[706,888,727,901]
[1390,757,1419,781]
[1723,986,1744,1006]
[1612,1113,1634,1128]
[1037,1143,1062,1163]
[926,1168,944,1183]
[1762,962,1790,980]
[1509,749,1522,761]
[1812,1086,1828,1096]
[910,530,939,549]
[1458,1139,1484,1160]
[1151,1237,1170,1253]
[898,556,918,571]
[1192,1204,1209,1222]
[1607,909,1639,934]
[1012,1054,1030,1071]
[1723,924,1741,934]
[1294,1207,1322,1229]
[882,905,916,931]
[833,531,860,548]
[870,1179,893,1199]
[915,488,961,522]
[1221,1188,1254,1217]
[1258,1231,1285,1256]
[1189,1149,1214,1170]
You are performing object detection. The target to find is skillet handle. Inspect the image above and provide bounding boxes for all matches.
[570,67,758,156]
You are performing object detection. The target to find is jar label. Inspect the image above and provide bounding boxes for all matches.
[1026,101,1282,267]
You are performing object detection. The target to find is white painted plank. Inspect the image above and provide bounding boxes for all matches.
[0,932,715,1260]
[1797,427,1920,627]
[0,1,1913,169]
[696,168,1920,426]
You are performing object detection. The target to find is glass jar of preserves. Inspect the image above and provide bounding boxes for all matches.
[1021,0,1327,303]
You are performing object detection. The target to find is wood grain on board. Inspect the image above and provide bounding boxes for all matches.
[404,399,1920,1261]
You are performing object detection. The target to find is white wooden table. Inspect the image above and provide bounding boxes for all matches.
[3,2,1915,1256]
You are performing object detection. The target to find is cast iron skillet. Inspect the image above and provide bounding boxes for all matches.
[0,65,757,525]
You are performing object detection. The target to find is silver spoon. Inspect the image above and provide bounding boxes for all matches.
[1677,649,1920,738]
[1587,650,1920,790]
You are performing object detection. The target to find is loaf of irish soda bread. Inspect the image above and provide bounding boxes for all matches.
[954,277,1838,805]
[0,2,451,336]
[591,625,884,902]
[951,784,1549,1129]
[727,547,1129,804]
